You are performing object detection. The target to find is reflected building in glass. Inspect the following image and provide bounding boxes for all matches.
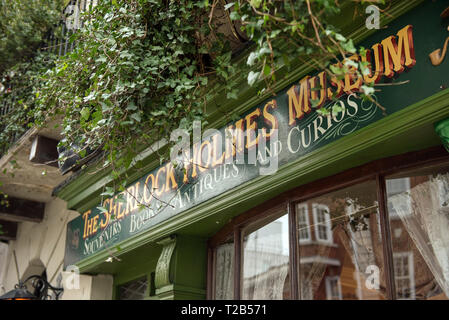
[296,181,387,300]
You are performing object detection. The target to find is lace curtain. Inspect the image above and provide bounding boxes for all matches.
[242,243,289,300]
[215,242,234,300]
[389,173,449,298]
[334,214,387,299]
[242,216,289,300]
[300,224,387,300]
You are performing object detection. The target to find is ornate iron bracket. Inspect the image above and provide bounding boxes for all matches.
[0,274,64,300]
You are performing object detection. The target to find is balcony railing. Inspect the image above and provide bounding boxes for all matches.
[40,0,97,56]
[0,0,97,158]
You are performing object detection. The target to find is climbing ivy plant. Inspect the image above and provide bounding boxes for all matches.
[0,0,391,260]
[36,0,222,182]
[0,0,64,73]
[0,51,57,154]
[1,0,386,190]
[227,0,384,93]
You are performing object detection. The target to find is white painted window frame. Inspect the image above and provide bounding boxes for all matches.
[325,276,342,300]
[312,203,333,244]
[296,203,311,243]
[393,251,415,300]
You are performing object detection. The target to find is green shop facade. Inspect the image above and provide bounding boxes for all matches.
[56,0,449,300]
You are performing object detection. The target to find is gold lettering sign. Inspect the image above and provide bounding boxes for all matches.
[80,25,418,240]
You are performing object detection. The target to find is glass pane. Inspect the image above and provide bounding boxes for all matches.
[297,204,311,242]
[386,163,449,300]
[214,240,234,300]
[242,214,290,300]
[118,276,148,300]
[297,180,387,300]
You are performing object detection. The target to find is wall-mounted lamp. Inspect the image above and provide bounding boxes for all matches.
[0,275,63,300]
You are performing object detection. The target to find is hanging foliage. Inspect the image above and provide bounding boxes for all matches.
[0,0,64,73]
[0,0,385,189]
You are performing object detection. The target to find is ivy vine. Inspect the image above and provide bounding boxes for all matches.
[0,0,387,194]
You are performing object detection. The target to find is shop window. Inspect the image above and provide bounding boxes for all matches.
[118,276,148,300]
[312,204,332,244]
[242,214,290,300]
[386,163,449,300]
[297,204,311,243]
[214,239,234,300]
[346,201,379,270]
[297,181,386,300]
[208,149,449,300]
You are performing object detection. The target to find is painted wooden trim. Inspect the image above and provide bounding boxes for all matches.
[155,236,177,289]
[155,283,207,299]
[288,202,299,300]
[376,174,397,300]
[233,227,241,300]
[206,247,214,300]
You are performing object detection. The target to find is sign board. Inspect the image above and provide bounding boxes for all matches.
[64,1,449,266]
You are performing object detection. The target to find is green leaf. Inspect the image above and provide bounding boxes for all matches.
[126,101,138,111]
[97,206,109,214]
[263,65,271,77]
[250,0,262,8]
[80,107,90,121]
[335,33,346,42]
[361,85,375,95]
[247,71,260,86]
[247,52,257,66]
[116,194,126,203]
[230,11,240,20]
[131,112,141,123]
[224,2,234,10]
[332,103,344,115]
[330,64,344,75]
[317,108,330,116]
[342,39,356,54]
[101,187,115,197]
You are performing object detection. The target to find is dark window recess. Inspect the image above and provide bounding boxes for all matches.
[118,276,148,300]
[149,272,156,297]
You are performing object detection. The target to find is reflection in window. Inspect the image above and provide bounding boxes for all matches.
[242,214,290,300]
[386,165,449,300]
[214,240,234,300]
[387,178,411,219]
[325,276,342,300]
[313,204,332,243]
[297,180,387,300]
[393,252,415,299]
[118,276,148,300]
[297,204,311,242]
